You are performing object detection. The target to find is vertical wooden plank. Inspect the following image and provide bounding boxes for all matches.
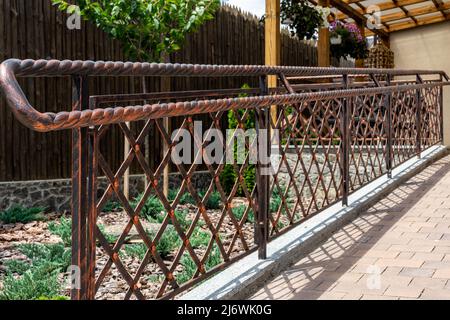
[265,0,280,125]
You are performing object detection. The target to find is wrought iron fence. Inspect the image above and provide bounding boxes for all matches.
[0,59,448,300]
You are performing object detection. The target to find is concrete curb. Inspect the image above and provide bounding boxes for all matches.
[179,145,448,300]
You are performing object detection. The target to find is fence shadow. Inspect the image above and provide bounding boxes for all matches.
[250,155,450,300]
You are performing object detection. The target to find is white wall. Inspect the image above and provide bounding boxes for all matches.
[390,21,450,145]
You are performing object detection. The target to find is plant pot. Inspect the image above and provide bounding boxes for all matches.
[330,35,342,45]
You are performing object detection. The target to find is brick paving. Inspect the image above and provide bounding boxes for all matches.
[250,154,450,300]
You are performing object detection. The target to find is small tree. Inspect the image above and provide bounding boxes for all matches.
[52,0,220,197]
[52,0,220,62]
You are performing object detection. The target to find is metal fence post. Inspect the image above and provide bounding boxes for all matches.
[86,106,98,300]
[255,76,269,260]
[71,75,90,300]
[416,75,422,158]
[440,74,444,143]
[386,75,393,178]
[341,75,350,206]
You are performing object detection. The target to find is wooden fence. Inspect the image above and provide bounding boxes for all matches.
[0,1,318,182]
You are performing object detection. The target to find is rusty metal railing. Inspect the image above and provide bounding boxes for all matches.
[0,58,449,300]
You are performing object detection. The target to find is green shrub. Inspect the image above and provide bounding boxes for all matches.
[124,227,181,260]
[220,165,237,196]
[16,243,71,273]
[48,217,72,247]
[205,245,222,271]
[0,263,61,300]
[101,200,122,213]
[177,252,197,284]
[174,209,191,231]
[131,194,165,221]
[232,205,254,223]
[158,209,192,232]
[3,259,29,275]
[168,188,179,202]
[36,295,69,300]
[177,190,222,210]
[179,192,195,205]
[270,185,290,214]
[189,227,211,249]
[219,84,256,196]
[0,206,45,224]
[147,274,164,283]
[270,194,282,213]
[201,191,222,210]
[177,245,222,284]
[123,243,147,260]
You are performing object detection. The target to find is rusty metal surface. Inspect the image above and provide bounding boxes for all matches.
[0,58,448,300]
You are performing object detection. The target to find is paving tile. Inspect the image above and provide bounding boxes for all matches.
[409,277,447,290]
[384,286,423,299]
[360,294,398,300]
[420,289,450,300]
[399,267,435,278]
[432,269,450,279]
[375,258,424,268]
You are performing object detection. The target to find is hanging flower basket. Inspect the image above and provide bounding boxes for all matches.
[281,0,330,40]
[329,21,368,60]
[330,34,342,45]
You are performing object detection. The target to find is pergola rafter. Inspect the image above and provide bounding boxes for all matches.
[333,0,450,35]
[265,0,449,69]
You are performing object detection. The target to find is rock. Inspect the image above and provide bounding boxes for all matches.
[0,234,16,241]
[23,221,37,230]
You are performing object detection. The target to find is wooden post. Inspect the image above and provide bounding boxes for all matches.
[161,54,171,198]
[318,0,330,67]
[265,0,280,125]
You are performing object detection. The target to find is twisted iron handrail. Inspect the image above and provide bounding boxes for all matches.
[0,59,449,132]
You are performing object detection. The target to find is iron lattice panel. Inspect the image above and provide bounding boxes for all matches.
[92,111,257,300]
[268,98,344,236]
[420,85,442,148]
[348,93,388,191]
[391,88,418,168]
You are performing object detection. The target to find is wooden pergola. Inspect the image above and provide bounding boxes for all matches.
[265,0,450,69]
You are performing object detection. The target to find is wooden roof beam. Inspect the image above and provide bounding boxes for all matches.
[393,0,418,24]
[430,0,446,17]
[381,2,450,23]
[388,11,450,31]
[335,0,430,20]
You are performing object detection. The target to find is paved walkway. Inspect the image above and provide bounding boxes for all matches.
[251,154,450,300]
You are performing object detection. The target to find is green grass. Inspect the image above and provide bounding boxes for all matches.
[0,206,45,224]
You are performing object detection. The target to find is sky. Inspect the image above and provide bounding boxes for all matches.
[221,0,266,18]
